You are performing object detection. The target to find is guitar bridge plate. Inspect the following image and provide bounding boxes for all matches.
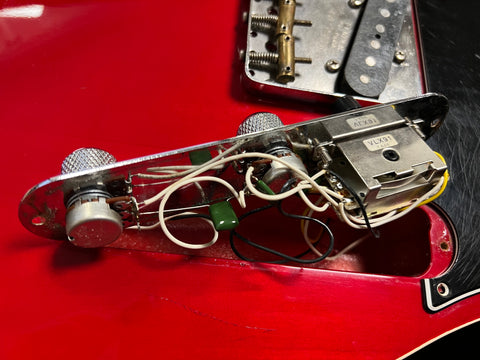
[243,0,424,103]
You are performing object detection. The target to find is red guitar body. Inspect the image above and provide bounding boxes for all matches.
[3,0,480,359]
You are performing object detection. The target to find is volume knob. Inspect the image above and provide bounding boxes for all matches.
[61,148,116,174]
[63,148,123,248]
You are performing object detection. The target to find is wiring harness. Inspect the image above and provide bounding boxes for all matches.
[127,142,448,263]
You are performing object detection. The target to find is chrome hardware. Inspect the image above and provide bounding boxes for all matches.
[19,94,448,250]
[243,0,423,103]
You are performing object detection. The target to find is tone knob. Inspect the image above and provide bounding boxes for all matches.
[237,112,284,136]
[62,148,123,248]
[237,112,307,191]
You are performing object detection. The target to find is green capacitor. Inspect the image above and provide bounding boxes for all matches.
[208,201,239,231]
[189,149,212,165]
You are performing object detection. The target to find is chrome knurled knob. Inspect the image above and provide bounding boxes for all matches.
[61,148,116,174]
[62,148,122,248]
[236,112,307,190]
[237,112,284,136]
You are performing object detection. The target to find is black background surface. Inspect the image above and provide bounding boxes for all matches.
[420,0,480,243]
[408,0,480,357]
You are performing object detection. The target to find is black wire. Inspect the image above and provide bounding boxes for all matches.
[229,198,335,264]
[231,230,331,264]
[169,211,305,264]
[238,203,276,221]
[168,206,318,264]
[230,231,285,264]
[230,219,321,264]
[167,195,335,264]
[229,203,287,264]
[276,201,335,260]
[327,170,380,238]
[281,177,298,193]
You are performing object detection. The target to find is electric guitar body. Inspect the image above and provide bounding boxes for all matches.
[4,0,480,359]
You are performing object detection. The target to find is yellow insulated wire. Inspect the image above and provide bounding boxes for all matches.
[419,151,449,206]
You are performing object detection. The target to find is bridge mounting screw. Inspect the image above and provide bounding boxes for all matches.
[325,59,341,73]
[348,0,366,8]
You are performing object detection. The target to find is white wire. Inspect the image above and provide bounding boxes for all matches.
[137,142,245,180]
[339,176,446,229]
[137,164,226,179]
[135,150,341,249]
[300,176,444,258]
[310,169,326,181]
[300,198,369,260]
[327,234,371,261]
[338,203,367,230]
[157,176,246,249]
[164,211,219,249]
[297,169,340,209]
[141,151,337,207]
[301,176,343,206]
[301,198,328,242]
[298,190,331,212]
[133,211,214,231]
[346,208,398,225]
[132,144,446,250]
[300,197,329,258]
[244,166,311,201]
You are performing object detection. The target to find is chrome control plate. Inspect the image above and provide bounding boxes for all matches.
[19,94,447,248]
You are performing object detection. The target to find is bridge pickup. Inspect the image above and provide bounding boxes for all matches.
[344,0,408,98]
